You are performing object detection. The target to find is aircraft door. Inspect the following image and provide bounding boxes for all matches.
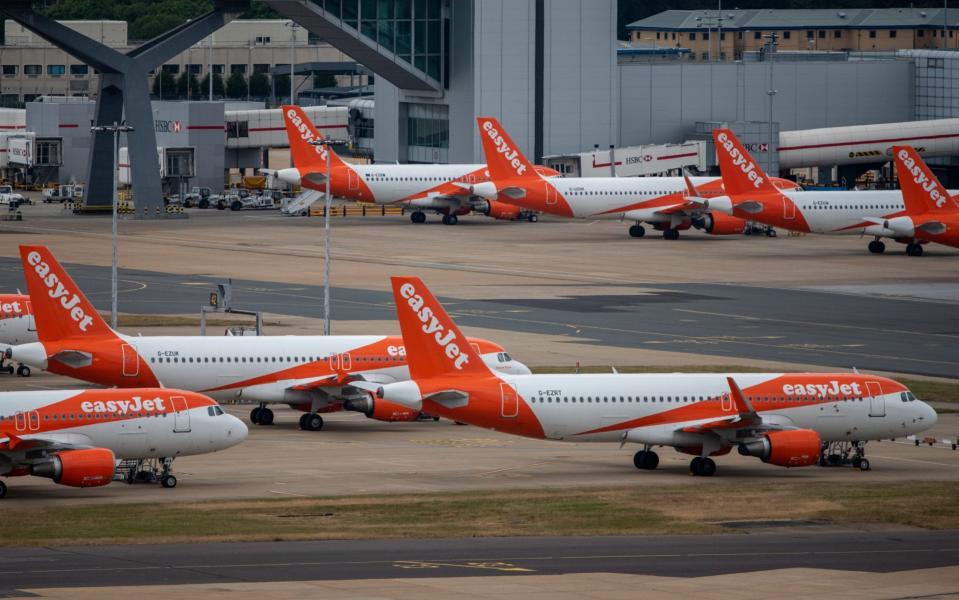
[122,344,140,377]
[545,183,558,205]
[341,352,352,371]
[721,391,734,412]
[500,383,519,418]
[327,353,340,371]
[866,381,885,417]
[348,169,359,191]
[172,395,191,432]
[14,411,26,432]
[783,197,796,220]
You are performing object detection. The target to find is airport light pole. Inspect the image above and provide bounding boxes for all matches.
[309,137,348,335]
[90,122,135,330]
[286,21,298,103]
[763,32,778,176]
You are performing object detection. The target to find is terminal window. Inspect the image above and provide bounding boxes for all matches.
[407,117,448,149]
[70,65,89,76]
[2,65,17,75]
[24,65,41,76]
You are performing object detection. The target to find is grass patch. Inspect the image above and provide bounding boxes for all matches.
[531,367,959,403]
[3,481,957,547]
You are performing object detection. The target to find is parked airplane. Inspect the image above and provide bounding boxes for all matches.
[275,105,559,225]
[709,128,957,255]
[354,275,936,476]
[475,117,800,239]
[878,145,959,256]
[0,387,247,498]
[8,245,531,430]
[0,292,34,375]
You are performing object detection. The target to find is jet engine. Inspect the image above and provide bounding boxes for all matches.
[693,212,746,235]
[738,429,821,467]
[343,395,421,422]
[479,200,522,221]
[31,448,116,487]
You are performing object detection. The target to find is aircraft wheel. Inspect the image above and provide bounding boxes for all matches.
[257,408,274,426]
[160,475,177,489]
[16,365,30,377]
[410,211,426,224]
[868,240,886,254]
[699,457,716,476]
[628,224,645,238]
[250,407,261,424]
[906,243,923,257]
[663,228,680,240]
[633,450,659,470]
[298,413,309,430]
[0,480,6,499]
[528,214,538,223]
[306,413,324,431]
[442,214,458,225]
[689,456,702,475]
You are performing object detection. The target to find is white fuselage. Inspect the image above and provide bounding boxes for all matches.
[503,373,935,444]
[0,314,35,346]
[0,390,247,465]
[553,176,720,221]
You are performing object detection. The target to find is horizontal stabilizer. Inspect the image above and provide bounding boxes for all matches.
[304,172,328,186]
[50,350,93,368]
[917,220,948,235]
[425,390,469,409]
[733,201,764,214]
[501,187,527,200]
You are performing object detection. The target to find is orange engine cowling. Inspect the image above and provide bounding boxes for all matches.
[31,448,116,487]
[343,395,421,422]
[738,429,821,468]
[695,212,746,235]
[482,200,522,221]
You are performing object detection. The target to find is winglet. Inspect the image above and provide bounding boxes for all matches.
[726,377,757,417]
[893,145,959,215]
[476,117,541,183]
[712,129,777,196]
[0,430,23,450]
[19,245,114,342]
[391,276,494,381]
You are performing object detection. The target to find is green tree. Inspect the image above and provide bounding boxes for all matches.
[248,72,271,98]
[176,71,190,98]
[313,71,338,89]
[273,74,291,101]
[151,70,176,100]
[200,72,226,98]
[225,70,249,99]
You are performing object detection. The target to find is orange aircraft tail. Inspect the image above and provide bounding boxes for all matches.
[712,129,778,196]
[476,117,541,183]
[390,276,494,381]
[281,105,348,172]
[893,145,959,215]
[19,245,114,342]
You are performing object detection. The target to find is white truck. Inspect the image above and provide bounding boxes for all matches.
[228,189,283,211]
[0,185,26,206]
[42,184,83,204]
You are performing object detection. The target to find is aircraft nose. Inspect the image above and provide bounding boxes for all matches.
[513,361,532,375]
[923,403,939,428]
[229,415,249,445]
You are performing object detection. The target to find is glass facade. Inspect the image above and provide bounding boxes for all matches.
[314,0,444,82]
[407,117,448,148]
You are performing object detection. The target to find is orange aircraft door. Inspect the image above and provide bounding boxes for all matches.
[327,353,340,371]
[545,183,558,205]
[14,411,26,432]
[721,391,734,412]
[121,344,139,377]
[500,383,519,418]
[341,352,352,371]
[348,170,359,191]
[866,381,885,417]
[783,197,796,220]
[28,410,39,431]
[172,395,191,432]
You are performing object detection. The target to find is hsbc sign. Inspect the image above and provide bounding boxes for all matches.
[744,143,769,153]
[155,119,183,134]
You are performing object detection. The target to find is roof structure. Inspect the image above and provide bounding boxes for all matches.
[628,8,959,32]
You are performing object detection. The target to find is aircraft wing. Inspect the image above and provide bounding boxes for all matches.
[287,374,342,392]
[0,431,94,453]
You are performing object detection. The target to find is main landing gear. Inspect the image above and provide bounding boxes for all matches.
[0,480,6,499]
[442,214,458,225]
[818,441,870,471]
[250,404,274,426]
[299,412,324,431]
[662,228,680,241]
[410,210,427,224]
[868,239,886,254]
[906,242,924,257]
[117,457,178,488]
[633,448,659,470]
[628,224,646,238]
[689,456,716,477]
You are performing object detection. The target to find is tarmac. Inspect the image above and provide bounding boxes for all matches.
[2,203,958,597]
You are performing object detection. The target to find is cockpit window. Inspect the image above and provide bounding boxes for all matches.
[907,392,917,402]
[502,353,511,362]
[208,406,225,416]
[901,392,908,403]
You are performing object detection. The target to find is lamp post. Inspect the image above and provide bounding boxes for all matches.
[763,32,778,176]
[308,137,348,335]
[90,122,135,329]
[285,21,298,103]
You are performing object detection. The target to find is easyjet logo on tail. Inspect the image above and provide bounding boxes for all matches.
[716,131,765,189]
[26,251,94,332]
[398,282,470,370]
[285,108,329,161]
[481,120,528,177]
[897,148,946,208]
